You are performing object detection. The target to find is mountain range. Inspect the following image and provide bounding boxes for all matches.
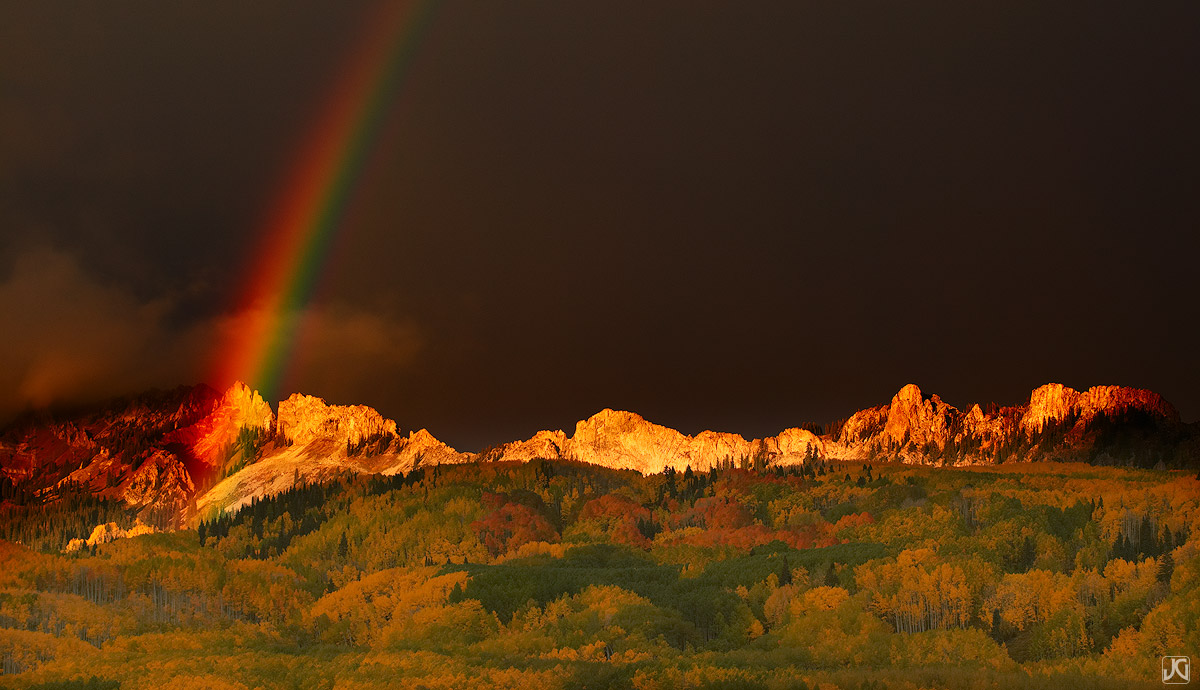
[1,381,1195,529]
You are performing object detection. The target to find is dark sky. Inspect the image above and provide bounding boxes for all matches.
[2,1,1198,450]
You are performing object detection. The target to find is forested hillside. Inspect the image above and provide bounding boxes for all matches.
[0,459,1197,689]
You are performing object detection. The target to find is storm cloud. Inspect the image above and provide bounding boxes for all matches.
[2,1,1198,449]
[0,247,422,420]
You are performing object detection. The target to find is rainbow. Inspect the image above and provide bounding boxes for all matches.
[212,0,438,401]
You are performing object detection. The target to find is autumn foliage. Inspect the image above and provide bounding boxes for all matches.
[0,459,1196,689]
[472,492,559,556]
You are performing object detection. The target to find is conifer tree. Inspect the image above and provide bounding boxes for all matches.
[779,557,793,586]
[1158,552,1175,584]
[1021,535,1037,570]
[825,564,839,587]
[1139,517,1158,557]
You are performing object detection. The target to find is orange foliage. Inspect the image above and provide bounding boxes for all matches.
[577,493,653,548]
[472,502,559,557]
[580,493,651,522]
[674,497,753,530]
[834,512,875,531]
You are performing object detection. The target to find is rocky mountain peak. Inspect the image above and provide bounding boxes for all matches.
[768,428,824,460]
[1021,383,1082,434]
[565,409,690,473]
[572,409,653,435]
[1078,385,1178,423]
[1020,383,1179,435]
[822,382,1188,466]
[222,381,274,429]
[495,408,825,474]
[496,429,568,463]
[892,383,925,405]
[883,384,958,449]
[184,381,274,466]
[276,393,397,447]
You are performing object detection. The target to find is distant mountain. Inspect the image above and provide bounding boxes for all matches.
[824,382,1191,466]
[494,383,1194,471]
[1,381,1195,529]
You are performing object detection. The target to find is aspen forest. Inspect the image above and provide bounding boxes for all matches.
[0,459,1197,690]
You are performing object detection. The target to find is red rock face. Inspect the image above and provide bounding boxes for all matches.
[119,449,194,508]
[166,381,273,468]
[0,385,221,491]
[0,385,228,528]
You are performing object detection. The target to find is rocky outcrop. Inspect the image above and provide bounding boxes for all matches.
[883,384,959,449]
[563,410,692,473]
[277,393,397,447]
[368,428,470,475]
[196,393,471,515]
[492,409,826,473]
[826,383,1183,465]
[182,381,274,466]
[960,403,1018,454]
[1020,383,1178,435]
[119,449,194,510]
[766,428,825,464]
[687,430,758,470]
[1,383,480,522]
[65,520,156,553]
[837,405,889,446]
[495,430,569,463]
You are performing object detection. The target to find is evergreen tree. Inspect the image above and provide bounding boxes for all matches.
[664,467,677,499]
[779,557,793,586]
[825,564,839,587]
[1139,517,1157,557]
[1021,535,1037,570]
[1158,552,1175,584]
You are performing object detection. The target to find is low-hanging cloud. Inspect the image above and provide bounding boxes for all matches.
[0,247,423,420]
[207,300,424,406]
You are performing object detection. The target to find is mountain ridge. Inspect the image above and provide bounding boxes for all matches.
[1,381,1195,528]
